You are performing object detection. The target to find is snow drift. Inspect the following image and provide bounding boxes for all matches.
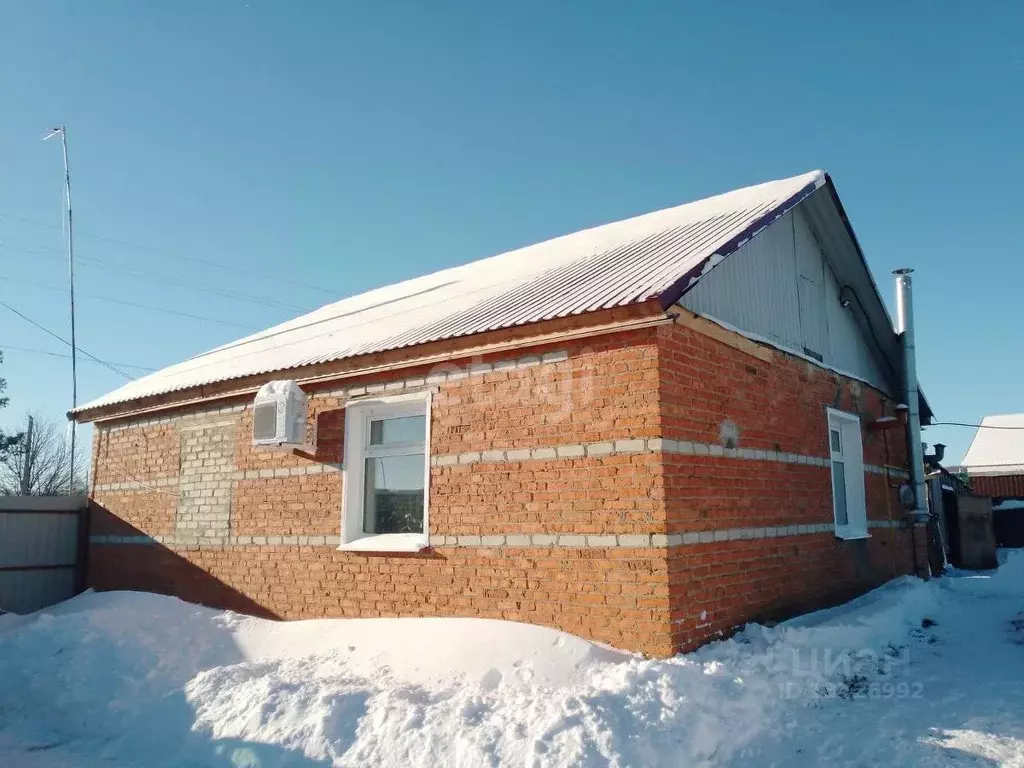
[2,551,1024,767]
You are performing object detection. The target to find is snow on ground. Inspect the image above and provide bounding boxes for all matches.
[2,552,1023,767]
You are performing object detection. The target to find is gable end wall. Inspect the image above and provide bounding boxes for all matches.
[680,205,890,393]
[655,320,919,651]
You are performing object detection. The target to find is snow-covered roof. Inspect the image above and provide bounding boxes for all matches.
[76,171,826,415]
[961,414,1024,475]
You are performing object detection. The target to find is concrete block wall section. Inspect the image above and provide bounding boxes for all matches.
[174,422,235,545]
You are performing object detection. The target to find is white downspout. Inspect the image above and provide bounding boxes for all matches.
[893,268,928,523]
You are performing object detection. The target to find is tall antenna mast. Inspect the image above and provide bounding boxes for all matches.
[44,125,78,496]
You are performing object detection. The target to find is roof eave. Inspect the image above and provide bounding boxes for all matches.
[71,302,671,424]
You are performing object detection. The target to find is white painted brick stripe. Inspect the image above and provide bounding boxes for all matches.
[233,463,342,481]
[179,419,237,431]
[431,437,909,478]
[92,476,180,492]
[91,534,344,547]
[318,350,569,397]
[102,404,247,433]
[94,462,344,492]
[91,520,905,549]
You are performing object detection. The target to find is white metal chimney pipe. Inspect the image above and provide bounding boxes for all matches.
[893,268,928,522]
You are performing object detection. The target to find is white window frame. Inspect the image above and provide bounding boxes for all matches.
[339,391,431,552]
[826,407,869,540]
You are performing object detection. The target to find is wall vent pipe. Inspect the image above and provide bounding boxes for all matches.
[893,268,929,522]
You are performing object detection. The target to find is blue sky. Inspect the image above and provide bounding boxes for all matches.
[0,1,1021,463]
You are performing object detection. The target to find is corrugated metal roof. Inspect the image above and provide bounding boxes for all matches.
[960,414,1024,474]
[75,170,825,414]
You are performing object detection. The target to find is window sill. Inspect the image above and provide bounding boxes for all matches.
[834,527,870,541]
[337,533,429,553]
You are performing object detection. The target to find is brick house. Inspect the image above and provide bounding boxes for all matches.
[77,170,932,657]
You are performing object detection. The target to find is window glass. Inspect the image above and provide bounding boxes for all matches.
[830,428,842,453]
[369,415,426,447]
[832,460,848,526]
[362,453,425,534]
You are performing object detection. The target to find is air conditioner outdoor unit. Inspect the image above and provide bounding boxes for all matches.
[252,380,310,448]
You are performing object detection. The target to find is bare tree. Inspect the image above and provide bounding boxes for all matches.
[0,352,22,461]
[0,414,87,496]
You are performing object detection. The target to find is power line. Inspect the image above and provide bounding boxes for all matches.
[0,343,154,372]
[0,299,136,380]
[2,224,470,386]
[0,274,260,330]
[0,210,338,296]
[4,236,506,387]
[931,421,1024,430]
[0,239,315,313]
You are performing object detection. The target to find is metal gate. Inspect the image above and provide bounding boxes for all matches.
[0,496,87,614]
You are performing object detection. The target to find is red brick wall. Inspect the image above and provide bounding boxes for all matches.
[87,320,918,657]
[88,543,672,654]
[432,453,664,536]
[92,420,180,486]
[89,490,177,538]
[90,424,180,537]
[656,321,915,650]
[89,331,677,656]
[669,530,917,649]
[231,474,342,538]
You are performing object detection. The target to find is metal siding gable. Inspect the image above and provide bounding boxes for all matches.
[679,211,803,350]
[793,209,830,359]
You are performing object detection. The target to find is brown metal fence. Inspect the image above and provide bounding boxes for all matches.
[0,496,88,614]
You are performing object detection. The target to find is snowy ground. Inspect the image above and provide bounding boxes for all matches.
[1,552,1023,767]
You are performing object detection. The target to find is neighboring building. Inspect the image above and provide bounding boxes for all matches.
[959,414,1024,498]
[76,170,932,657]
[926,466,997,570]
[958,415,1024,548]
